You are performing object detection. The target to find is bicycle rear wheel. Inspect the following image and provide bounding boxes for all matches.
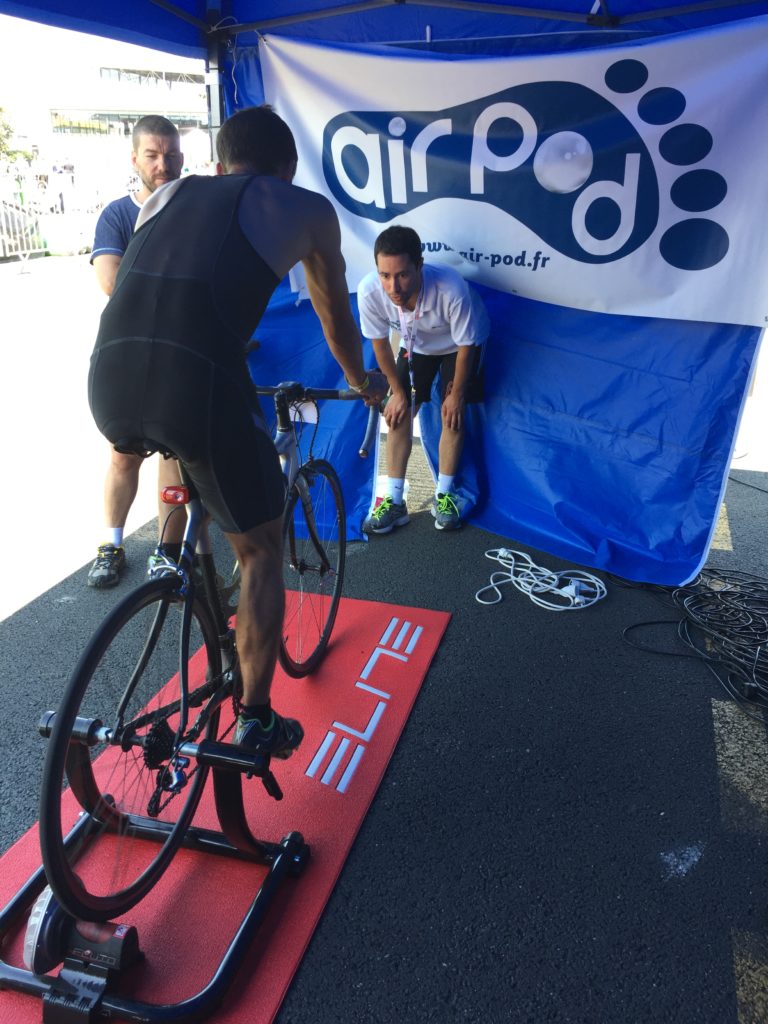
[39,576,222,921]
[280,459,346,677]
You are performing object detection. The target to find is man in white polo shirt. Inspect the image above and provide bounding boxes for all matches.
[358,224,489,533]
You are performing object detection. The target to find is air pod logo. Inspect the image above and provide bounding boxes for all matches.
[322,59,729,270]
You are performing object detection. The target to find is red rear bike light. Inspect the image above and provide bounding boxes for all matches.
[161,486,189,505]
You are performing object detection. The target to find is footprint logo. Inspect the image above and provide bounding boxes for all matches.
[322,60,728,270]
[604,58,728,270]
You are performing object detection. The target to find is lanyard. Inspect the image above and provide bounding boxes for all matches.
[393,284,423,360]
[396,291,421,360]
[396,299,420,412]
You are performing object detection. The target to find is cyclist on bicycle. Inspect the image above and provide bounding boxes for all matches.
[88,105,386,759]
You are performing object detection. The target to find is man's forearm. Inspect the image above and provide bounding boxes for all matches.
[451,344,476,398]
[321,310,367,385]
[93,254,122,296]
[300,239,367,385]
[372,338,401,393]
[327,338,366,385]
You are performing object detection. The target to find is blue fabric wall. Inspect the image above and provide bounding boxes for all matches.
[419,288,761,584]
[250,279,761,586]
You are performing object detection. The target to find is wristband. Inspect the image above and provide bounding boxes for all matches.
[346,373,370,393]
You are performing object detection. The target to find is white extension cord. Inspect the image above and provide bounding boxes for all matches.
[475,548,607,611]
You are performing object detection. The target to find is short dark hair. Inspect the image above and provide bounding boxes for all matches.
[132,115,179,150]
[374,225,423,268]
[216,105,298,175]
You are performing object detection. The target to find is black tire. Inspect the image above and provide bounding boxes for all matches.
[39,576,222,921]
[279,459,346,677]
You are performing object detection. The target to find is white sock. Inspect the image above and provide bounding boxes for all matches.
[437,474,454,497]
[388,478,405,504]
[107,528,124,547]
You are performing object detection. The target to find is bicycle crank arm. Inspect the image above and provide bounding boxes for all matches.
[183,739,284,799]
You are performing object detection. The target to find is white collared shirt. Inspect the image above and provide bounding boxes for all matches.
[357,263,489,356]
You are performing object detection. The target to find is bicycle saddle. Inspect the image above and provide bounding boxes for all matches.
[112,437,178,460]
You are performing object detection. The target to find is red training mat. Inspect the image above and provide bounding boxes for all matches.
[0,595,450,1023]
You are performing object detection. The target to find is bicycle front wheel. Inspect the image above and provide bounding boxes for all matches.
[280,459,346,677]
[39,576,222,921]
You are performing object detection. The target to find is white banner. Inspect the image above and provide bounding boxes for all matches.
[260,19,768,327]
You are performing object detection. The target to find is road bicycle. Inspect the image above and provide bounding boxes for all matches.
[37,381,366,925]
[254,381,353,675]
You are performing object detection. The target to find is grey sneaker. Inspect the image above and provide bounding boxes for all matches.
[363,496,410,535]
[87,544,126,588]
[233,710,304,760]
[432,493,462,531]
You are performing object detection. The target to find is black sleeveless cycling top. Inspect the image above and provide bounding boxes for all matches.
[93,174,280,376]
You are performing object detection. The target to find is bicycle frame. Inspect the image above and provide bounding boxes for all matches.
[272,387,303,488]
[144,471,237,757]
[254,380,365,481]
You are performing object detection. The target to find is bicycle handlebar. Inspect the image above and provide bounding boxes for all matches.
[252,380,382,458]
[252,381,363,403]
[359,404,380,459]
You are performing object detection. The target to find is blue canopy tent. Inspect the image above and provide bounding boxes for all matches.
[2,0,766,585]
[2,1,768,54]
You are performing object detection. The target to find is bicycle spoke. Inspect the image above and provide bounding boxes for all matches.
[40,579,222,921]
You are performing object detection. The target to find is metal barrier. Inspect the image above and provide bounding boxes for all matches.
[0,197,46,263]
[1,171,103,265]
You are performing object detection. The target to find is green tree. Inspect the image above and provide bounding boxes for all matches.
[0,107,14,160]
[0,108,33,166]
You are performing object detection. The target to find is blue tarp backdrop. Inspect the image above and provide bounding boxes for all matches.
[2,0,766,585]
[248,271,760,586]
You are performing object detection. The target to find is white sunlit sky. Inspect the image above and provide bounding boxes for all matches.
[0,14,208,619]
[0,13,205,142]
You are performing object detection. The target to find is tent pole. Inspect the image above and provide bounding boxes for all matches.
[215,0,592,36]
[205,1,226,159]
[149,0,209,31]
[207,0,767,37]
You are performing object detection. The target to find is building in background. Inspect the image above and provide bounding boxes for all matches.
[1,13,208,258]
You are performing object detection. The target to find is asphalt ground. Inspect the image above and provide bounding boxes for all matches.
[2,255,768,1022]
